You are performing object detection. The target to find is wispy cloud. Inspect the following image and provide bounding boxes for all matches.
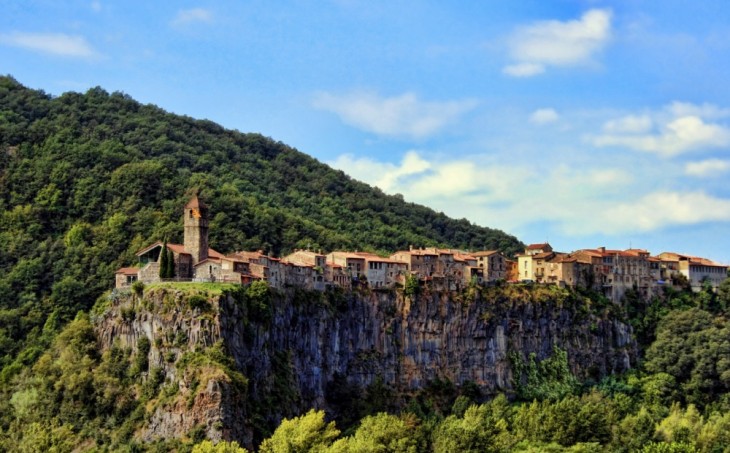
[171,8,214,27]
[530,108,559,125]
[0,32,98,58]
[592,191,730,233]
[313,91,478,140]
[592,103,730,157]
[503,9,612,77]
[685,158,730,177]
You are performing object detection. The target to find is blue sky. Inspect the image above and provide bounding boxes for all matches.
[3,1,730,262]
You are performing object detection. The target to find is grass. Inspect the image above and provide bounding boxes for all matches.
[145,282,240,296]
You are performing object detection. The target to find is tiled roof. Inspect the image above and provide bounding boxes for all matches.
[136,241,223,259]
[687,257,726,267]
[471,250,499,257]
[115,267,139,275]
[526,243,550,250]
[194,257,222,266]
[393,249,438,256]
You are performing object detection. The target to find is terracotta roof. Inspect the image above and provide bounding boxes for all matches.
[166,243,190,255]
[194,257,222,266]
[136,241,223,259]
[471,250,500,257]
[184,195,207,209]
[526,243,550,250]
[354,252,406,264]
[329,251,367,260]
[625,248,650,256]
[115,267,139,275]
[454,253,476,262]
[393,249,438,256]
[533,252,555,259]
[687,257,726,267]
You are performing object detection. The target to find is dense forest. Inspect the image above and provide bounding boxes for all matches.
[1,76,729,452]
[0,75,522,379]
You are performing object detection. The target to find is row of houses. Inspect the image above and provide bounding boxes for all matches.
[516,243,728,301]
[115,196,728,302]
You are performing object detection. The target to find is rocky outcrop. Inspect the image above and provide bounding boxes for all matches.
[94,285,636,446]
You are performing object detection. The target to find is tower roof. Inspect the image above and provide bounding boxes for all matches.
[184,195,207,210]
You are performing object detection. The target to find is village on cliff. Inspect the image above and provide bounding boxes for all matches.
[115,196,728,303]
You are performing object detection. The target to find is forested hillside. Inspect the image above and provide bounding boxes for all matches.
[0,75,521,375]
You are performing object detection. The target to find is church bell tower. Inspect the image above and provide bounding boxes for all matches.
[184,195,209,265]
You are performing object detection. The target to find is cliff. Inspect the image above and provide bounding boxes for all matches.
[93,283,636,447]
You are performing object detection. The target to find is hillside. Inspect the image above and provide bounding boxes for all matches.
[0,75,522,375]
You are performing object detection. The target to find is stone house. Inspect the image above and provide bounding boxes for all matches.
[353,252,408,289]
[471,250,508,282]
[326,262,351,290]
[115,267,138,288]
[326,252,366,283]
[658,252,728,292]
[390,248,439,280]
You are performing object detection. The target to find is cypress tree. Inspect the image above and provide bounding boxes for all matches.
[160,239,169,279]
[167,247,176,278]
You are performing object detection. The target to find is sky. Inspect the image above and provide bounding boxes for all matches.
[2,1,730,263]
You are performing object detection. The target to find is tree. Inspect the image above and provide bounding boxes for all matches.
[328,412,419,453]
[645,309,730,407]
[259,409,340,453]
[432,404,509,453]
[160,239,169,279]
[192,440,250,453]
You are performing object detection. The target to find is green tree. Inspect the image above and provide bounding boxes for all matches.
[645,309,730,407]
[432,403,511,453]
[259,409,340,453]
[327,412,419,453]
[160,239,169,279]
[192,439,250,453]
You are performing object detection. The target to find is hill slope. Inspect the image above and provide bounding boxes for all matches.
[0,75,522,371]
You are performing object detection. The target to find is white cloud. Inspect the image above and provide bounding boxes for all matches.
[503,9,612,77]
[329,151,640,235]
[530,108,559,124]
[313,91,478,139]
[602,114,652,133]
[593,114,730,157]
[0,32,97,58]
[685,159,730,177]
[503,62,545,77]
[172,8,213,26]
[668,101,730,120]
[330,151,431,193]
[593,191,730,234]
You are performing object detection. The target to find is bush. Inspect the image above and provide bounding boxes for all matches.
[131,280,145,297]
[188,294,211,312]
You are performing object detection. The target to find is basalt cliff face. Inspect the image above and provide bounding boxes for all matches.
[93,285,636,446]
